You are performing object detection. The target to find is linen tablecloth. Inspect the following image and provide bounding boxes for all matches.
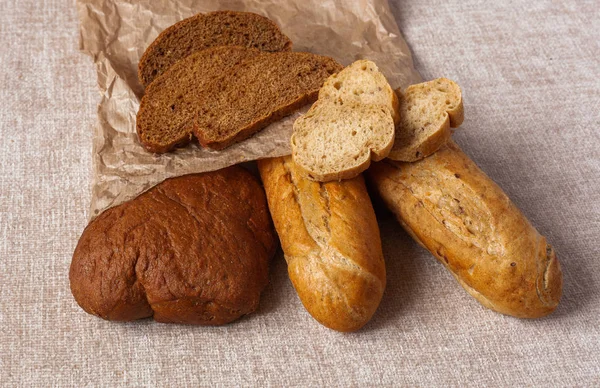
[1,0,598,386]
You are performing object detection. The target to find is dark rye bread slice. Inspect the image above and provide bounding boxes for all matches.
[193,51,343,150]
[137,46,262,153]
[138,10,292,87]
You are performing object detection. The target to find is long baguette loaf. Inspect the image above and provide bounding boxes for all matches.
[258,156,386,331]
[367,141,562,318]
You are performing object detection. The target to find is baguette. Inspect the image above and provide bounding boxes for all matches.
[367,141,562,318]
[258,156,386,331]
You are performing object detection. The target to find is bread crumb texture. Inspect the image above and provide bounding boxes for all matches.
[388,77,464,161]
[138,10,292,86]
[291,60,397,182]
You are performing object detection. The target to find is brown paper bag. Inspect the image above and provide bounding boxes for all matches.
[76,0,421,218]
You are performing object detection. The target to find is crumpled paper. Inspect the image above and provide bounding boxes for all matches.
[76,0,421,218]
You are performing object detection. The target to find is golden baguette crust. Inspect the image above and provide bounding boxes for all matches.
[367,141,562,318]
[258,156,386,331]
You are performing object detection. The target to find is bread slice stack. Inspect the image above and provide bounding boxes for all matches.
[137,46,262,153]
[137,48,341,152]
[291,60,398,181]
[138,10,292,87]
[136,11,342,153]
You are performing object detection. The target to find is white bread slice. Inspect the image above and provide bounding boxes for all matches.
[319,60,400,124]
[388,78,464,161]
[291,100,394,181]
[291,60,397,182]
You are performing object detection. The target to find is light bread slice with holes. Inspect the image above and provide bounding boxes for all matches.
[291,101,394,181]
[319,60,400,124]
[291,60,397,182]
[388,78,464,162]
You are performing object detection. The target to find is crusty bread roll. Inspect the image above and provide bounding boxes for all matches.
[70,167,276,325]
[258,156,386,331]
[367,141,562,318]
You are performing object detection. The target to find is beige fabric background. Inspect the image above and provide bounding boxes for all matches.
[1,0,599,386]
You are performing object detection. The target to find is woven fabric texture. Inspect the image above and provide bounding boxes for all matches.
[1,0,598,386]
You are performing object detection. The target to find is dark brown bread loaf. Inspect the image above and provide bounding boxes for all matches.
[193,51,343,150]
[69,166,277,325]
[138,10,292,87]
[136,46,261,153]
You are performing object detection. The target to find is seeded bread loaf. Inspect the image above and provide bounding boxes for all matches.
[367,141,562,318]
[258,156,386,332]
[291,60,396,182]
[138,10,292,87]
[388,78,464,161]
[137,46,261,153]
[193,51,343,150]
[70,166,276,324]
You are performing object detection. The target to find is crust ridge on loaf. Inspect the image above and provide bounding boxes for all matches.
[138,10,292,86]
[388,77,464,161]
